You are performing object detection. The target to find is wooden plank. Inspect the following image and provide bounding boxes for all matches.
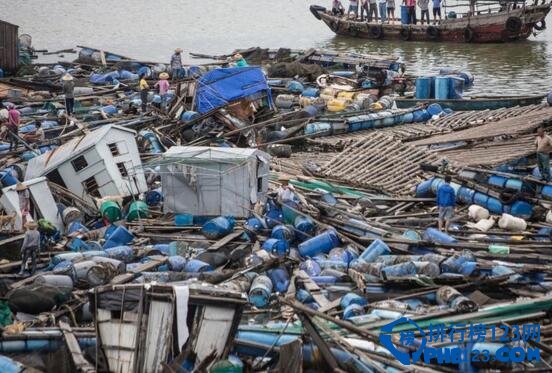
[206,230,244,251]
[296,270,329,308]
[59,320,96,373]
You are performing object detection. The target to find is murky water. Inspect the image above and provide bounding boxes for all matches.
[3,0,551,95]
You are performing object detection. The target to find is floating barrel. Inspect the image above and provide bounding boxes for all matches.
[359,239,391,263]
[415,77,432,99]
[435,76,450,100]
[298,230,340,257]
[423,228,457,244]
[509,201,532,219]
[201,216,235,239]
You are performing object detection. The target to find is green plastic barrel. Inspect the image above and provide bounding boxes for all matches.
[100,201,122,223]
[282,204,299,225]
[126,201,149,222]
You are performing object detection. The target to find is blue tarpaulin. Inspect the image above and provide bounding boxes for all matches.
[194,67,272,114]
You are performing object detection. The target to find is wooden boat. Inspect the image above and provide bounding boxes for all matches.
[310,2,550,43]
[395,94,545,111]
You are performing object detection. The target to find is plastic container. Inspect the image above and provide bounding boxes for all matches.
[427,103,443,116]
[509,201,532,219]
[105,246,134,263]
[271,225,295,242]
[249,275,273,308]
[286,80,304,93]
[201,216,235,239]
[100,201,121,223]
[262,238,290,257]
[340,293,368,309]
[34,274,73,290]
[302,87,320,97]
[343,304,366,320]
[498,213,527,231]
[62,207,83,225]
[265,201,283,228]
[175,213,193,226]
[415,77,431,99]
[103,225,134,249]
[181,111,200,122]
[441,251,475,274]
[381,261,417,279]
[184,259,213,272]
[267,267,290,293]
[300,259,322,277]
[359,239,391,263]
[489,244,509,255]
[0,170,17,187]
[168,256,187,271]
[244,217,264,232]
[435,76,450,100]
[298,230,340,257]
[126,201,149,222]
[294,216,315,241]
[423,228,457,244]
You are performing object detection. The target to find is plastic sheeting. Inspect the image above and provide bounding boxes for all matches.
[194,67,272,114]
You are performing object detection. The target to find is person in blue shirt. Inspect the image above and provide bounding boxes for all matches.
[436,175,456,231]
[432,0,442,23]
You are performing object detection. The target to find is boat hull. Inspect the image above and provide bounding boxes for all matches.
[312,4,550,43]
[395,95,545,111]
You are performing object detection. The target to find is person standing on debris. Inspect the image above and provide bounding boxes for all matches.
[139,73,149,113]
[154,72,170,111]
[332,0,345,15]
[368,0,379,21]
[19,221,40,275]
[404,0,417,24]
[360,0,369,20]
[378,0,387,22]
[62,74,75,116]
[171,48,185,80]
[233,54,249,67]
[535,126,552,182]
[436,175,456,232]
[348,0,359,17]
[418,0,430,24]
[17,183,31,227]
[6,104,20,151]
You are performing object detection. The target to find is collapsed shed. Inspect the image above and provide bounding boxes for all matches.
[158,146,270,218]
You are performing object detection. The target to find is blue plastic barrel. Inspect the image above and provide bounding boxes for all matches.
[103,225,134,249]
[262,238,290,257]
[340,293,368,309]
[415,178,434,197]
[175,213,193,226]
[343,304,365,320]
[168,256,187,271]
[541,185,552,199]
[435,76,450,100]
[304,122,332,136]
[415,77,431,99]
[311,275,337,285]
[271,225,295,242]
[488,175,507,188]
[265,201,283,228]
[441,251,475,273]
[381,261,417,278]
[201,216,235,239]
[509,201,532,219]
[402,230,421,241]
[184,259,213,272]
[0,170,18,187]
[487,197,504,214]
[400,5,410,24]
[457,187,476,204]
[181,111,200,122]
[448,76,464,99]
[294,215,315,241]
[102,105,118,115]
[267,267,290,293]
[245,217,264,232]
[298,230,340,257]
[423,228,457,244]
[145,190,163,206]
[427,103,443,116]
[286,80,304,93]
[249,275,273,308]
[299,259,322,277]
[296,289,314,303]
[302,105,319,118]
[329,247,357,264]
[302,87,320,97]
[359,239,391,263]
[105,246,134,263]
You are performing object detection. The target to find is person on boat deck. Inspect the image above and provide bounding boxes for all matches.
[535,126,552,182]
[387,0,396,22]
[22,120,45,144]
[360,0,369,20]
[436,175,456,232]
[368,0,378,21]
[348,0,359,17]
[404,0,417,24]
[154,72,170,110]
[171,48,185,81]
[277,175,299,207]
[62,73,75,116]
[139,73,149,113]
[233,54,249,67]
[332,0,345,15]
[17,182,31,228]
[418,0,430,24]
[432,0,442,23]
[378,0,387,22]
[19,221,40,275]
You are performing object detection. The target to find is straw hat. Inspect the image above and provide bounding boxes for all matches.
[233,53,243,61]
[15,183,27,192]
[279,174,291,182]
[159,72,169,80]
[62,74,74,81]
[175,48,183,53]
[25,221,38,229]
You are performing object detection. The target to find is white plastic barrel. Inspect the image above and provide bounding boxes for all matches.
[468,205,490,222]
[498,213,527,231]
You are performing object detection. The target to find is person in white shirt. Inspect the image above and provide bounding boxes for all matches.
[277,175,299,206]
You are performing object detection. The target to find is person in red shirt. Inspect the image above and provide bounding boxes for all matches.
[404,0,417,24]
[6,104,21,151]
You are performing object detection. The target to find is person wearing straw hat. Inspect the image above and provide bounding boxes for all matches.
[19,220,40,275]
[154,72,170,111]
[233,53,249,68]
[277,174,299,207]
[62,74,75,116]
[139,73,149,113]
[170,48,184,81]
[16,183,30,227]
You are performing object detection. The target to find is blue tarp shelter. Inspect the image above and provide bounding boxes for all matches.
[194,67,273,114]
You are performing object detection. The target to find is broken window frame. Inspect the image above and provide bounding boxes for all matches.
[71,155,89,173]
[82,176,101,198]
[108,143,120,157]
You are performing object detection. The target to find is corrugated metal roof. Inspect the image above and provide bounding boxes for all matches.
[163,146,269,162]
[25,124,136,179]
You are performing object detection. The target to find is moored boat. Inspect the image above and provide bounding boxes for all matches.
[310,2,550,43]
[394,94,546,110]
